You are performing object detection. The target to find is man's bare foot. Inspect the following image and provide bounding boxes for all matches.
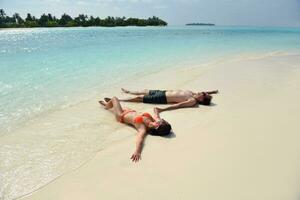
[104,97,111,102]
[121,88,129,93]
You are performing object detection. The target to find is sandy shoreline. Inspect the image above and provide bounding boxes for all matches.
[19,53,300,200]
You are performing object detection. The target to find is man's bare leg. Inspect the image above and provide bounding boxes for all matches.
[118,95,144,102]
[205,90,219,94]
[121,88,149,95]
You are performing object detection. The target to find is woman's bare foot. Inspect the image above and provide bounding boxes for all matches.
[99,100,106,106]
[99,100,111,110]
[104,97,111,102]
[121,88,129,93]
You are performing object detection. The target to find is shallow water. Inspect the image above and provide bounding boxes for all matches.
[1,26,300,200]
[1,26,300,133]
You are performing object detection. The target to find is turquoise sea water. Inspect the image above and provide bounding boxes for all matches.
[1,26,300,200]
[1,26,300,133]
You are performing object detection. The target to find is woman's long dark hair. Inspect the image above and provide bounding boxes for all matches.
[149,119,171,136]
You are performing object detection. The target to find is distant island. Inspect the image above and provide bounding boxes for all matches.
[186,23,215,26]
[0,9,167,28]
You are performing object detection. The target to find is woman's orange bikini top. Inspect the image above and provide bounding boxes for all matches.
[120,109,153,125]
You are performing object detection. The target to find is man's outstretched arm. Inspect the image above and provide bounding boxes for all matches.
[156,99,197,112]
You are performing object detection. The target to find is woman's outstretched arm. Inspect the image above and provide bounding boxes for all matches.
[131,125,147,162]
[153,107,162,120]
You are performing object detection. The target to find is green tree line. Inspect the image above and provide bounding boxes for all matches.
[0,9,167,28]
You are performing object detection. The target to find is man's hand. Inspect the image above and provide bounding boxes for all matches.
[131,152,141,162]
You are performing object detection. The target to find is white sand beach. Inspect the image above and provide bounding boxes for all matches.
[21,53,300,200]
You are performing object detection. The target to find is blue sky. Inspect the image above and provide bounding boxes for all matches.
[1,0,300,26]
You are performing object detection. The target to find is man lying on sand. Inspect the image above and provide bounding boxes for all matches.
[120,88,218,112]
[99,97,172,162]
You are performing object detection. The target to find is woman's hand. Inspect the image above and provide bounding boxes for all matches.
[154,107,163,113]
[131,151,141,162]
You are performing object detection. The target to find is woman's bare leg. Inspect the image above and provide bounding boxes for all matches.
[121,88,149,95]
[104,97,111,102]
[99,97,124,121]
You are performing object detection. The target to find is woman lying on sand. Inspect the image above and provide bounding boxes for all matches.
[99,97,172,162]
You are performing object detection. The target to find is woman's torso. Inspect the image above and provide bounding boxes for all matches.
[121,109,153,128]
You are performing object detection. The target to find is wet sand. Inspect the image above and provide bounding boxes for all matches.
[21,54,300,200]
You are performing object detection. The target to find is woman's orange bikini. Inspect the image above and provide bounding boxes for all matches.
[120,109,155,126]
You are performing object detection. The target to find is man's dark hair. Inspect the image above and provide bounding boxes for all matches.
[149,120,172,136]
[199,95,212,106]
